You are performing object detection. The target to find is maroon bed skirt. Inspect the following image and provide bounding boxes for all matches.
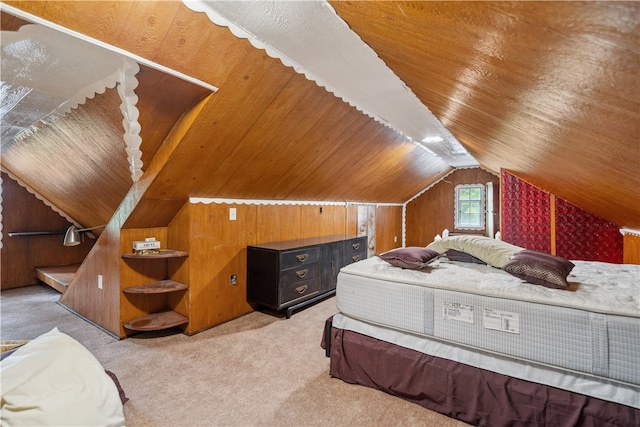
[327,325,639,427]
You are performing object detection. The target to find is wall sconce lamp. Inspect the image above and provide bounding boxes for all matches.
[63,225,106,246]
[7,225,106,246]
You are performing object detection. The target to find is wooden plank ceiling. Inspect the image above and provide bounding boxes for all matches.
[1,1,638,230]
[329,1,639,229]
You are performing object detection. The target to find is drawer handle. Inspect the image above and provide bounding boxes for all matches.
[296,269,308,278]
[352,255,360,262]
[352,243,360,250]
[296,254,309,262]
[295,285,308,294]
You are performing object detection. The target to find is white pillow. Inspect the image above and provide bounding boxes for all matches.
[426,235,524,268]
[1,328,125,427]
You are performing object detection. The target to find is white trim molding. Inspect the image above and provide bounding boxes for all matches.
[118,59,144,182]
[620,228,640,237]
[190,198,403,207]
[191,198,344,206]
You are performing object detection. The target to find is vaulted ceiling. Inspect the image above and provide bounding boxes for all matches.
[1,1,638,232]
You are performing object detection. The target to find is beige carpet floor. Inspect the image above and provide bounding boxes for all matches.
[1,285,469,427]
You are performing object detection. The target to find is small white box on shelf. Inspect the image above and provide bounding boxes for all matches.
[133,238,161,254]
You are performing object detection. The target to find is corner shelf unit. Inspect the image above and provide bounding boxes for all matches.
[121,250,189,333]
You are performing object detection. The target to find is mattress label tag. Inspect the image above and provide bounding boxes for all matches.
[483,309,520,334]
[442,302,474,324]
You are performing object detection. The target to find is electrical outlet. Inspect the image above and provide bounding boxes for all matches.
[230,274,237,285]
[394,236,397,243]
[98,274,103,289]
[229,208,237,221]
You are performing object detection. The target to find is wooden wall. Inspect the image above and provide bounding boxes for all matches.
[117,200,402,337]
[1,173,93,290]
[623,232,640,264]
[405,168,500,247]
[375,205,404,252]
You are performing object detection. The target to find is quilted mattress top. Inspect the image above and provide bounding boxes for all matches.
[339,256,640,317]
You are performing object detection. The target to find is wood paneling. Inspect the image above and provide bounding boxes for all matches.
[300,204,347,239]
[345,205,359,236]
[406,168,500,247]
[59,221,122,336]
[184,203,255,334]
[375,205,404,253]
[166,202,191,322]
[255,204,302,244]
[623,233,640,265]
[2,89,130,231]
[135,66,212,169]
[1,173,93,289]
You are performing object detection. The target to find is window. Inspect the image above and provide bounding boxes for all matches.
[455,184,485,230]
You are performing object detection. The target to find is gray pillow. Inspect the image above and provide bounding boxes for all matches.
[444,249,486,264]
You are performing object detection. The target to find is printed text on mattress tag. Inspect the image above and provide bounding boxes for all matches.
[483,308,520,334]
[442,302,474,324]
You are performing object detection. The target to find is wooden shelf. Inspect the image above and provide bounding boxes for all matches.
[121,246,190,335]
[122,249,188,259]
[123,310,188,332]
[123,280,188,294]
[35,263,81,293]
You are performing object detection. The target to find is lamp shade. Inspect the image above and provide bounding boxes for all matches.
[63,226,81,246]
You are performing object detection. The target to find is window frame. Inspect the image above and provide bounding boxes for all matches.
[454,183,485,230]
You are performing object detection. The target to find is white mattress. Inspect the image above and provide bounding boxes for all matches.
[336,256,640,386]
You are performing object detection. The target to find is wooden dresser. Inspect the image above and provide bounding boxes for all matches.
[247,235,367,318]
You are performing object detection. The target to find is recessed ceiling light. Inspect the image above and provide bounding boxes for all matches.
[421,135,444,143]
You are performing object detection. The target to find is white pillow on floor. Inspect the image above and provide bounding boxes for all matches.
[1,328,125,426]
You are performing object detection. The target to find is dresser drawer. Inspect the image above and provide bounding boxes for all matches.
[280,263,319,287]
[344,237,367,264]
[281,247,320,269]
[280,277,320,306]
[345,251,366,264]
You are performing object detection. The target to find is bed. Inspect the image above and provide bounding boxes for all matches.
[325,235,640,426]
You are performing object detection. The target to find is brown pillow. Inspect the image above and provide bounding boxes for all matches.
[502,250,575,289]
[378,247,440,270]
[444,249,486,265]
